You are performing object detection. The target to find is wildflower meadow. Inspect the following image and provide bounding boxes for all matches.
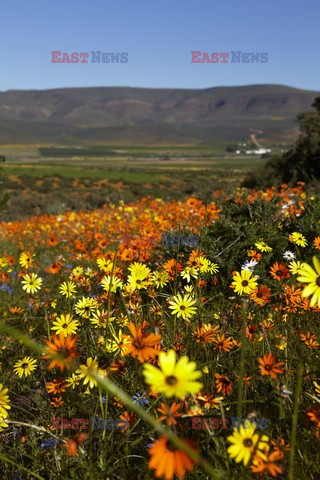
[1,184,320,479]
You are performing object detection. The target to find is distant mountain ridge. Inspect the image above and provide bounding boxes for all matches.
[0,84,318,144]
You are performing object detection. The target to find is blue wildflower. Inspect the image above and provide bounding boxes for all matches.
[132,392,149,407]
[40,438,57,448]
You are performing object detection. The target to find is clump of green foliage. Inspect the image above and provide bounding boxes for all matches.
[243,97,320,187]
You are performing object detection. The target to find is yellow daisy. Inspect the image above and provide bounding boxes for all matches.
[298,256,320,307]
[90,309,115,328]
[74,296,98,318]
[289,232,307,247]
[227,424,269,466]
[168,294,197,320]
[254,241,272,252]
[51,313,80,337]
[231,270,258,295]
[76,357,105,389]
[66,373,81,389]
[59,281,77,298]
[13,357,37,378]
[127,262,151,291]
[0,384,11,418]
[180,266,198,283]
[19,252,35,269]
[21,273,42,294]
[142,349,202,398]
[105,330,130,355]
[151,271,169,288]
[313,381,320,396]
[96,257,113,273]
[0,418,9,432]
[101,275,123,293]
[72,266,83,276]
[206,260,220,274]
[289,260,304,275]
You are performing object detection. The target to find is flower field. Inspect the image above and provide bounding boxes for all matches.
[1,184,320,479]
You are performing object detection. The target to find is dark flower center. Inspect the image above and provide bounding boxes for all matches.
[22,363,29,369]
[264,364,271,371]
[133,340,144,350]
[165,375,178,386]
[166,441,178,452]
[276,270,282,276]
[180,306,186,310]
[59,347,68,356]
[62,324,68,329]
[317,276,320,287]
[242,280,249,287]
[243,439,253,447]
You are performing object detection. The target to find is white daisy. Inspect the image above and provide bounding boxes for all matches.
[241,260,258,271]
[283,251,295,261]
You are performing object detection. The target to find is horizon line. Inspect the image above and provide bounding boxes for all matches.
[1,83,319,94]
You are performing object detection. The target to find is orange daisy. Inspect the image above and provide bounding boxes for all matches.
[148,436,198,480]
[192,323,219,343]
[46,379,67,395]
[215,373,232,396]
[283,285,302,306]
[270,262,289,281]
[50,396,64,408]
[314,237,320,250]
[46,262,63,274]
[246,324,260,342]
[258,354,285,379]
[250,285,272,306]
[62,433,88,457]
[157,402,183,426]
[247,250,262,261]
[195,393,223,409]
[164,259,183,280]
[251,449,283,477]
[212,334,234,352]
[9,306,24,314]
[43,333,78,372]
[118,411,135,431]
[306,405,320,428]
[300,332,320,349]
[122,322,161,363]
[187,249,204,268]
[48,236,59,247]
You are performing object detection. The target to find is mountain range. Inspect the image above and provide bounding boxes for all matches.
[0,84,318,144]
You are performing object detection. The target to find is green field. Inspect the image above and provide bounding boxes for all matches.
[0,144,268,220]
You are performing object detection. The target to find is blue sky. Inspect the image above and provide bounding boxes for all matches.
[1,0,319,91]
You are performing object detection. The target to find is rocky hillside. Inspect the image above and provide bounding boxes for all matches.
[0,84,318,144]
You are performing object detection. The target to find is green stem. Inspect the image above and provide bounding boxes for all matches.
[118,288,130,320]
[104,247,118,346]
[0,320,220,478]
[237,301,247,419]
[289,359,303,480]
[0,453,45,480]
[0,320,44,354]
[92,371,220,479]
